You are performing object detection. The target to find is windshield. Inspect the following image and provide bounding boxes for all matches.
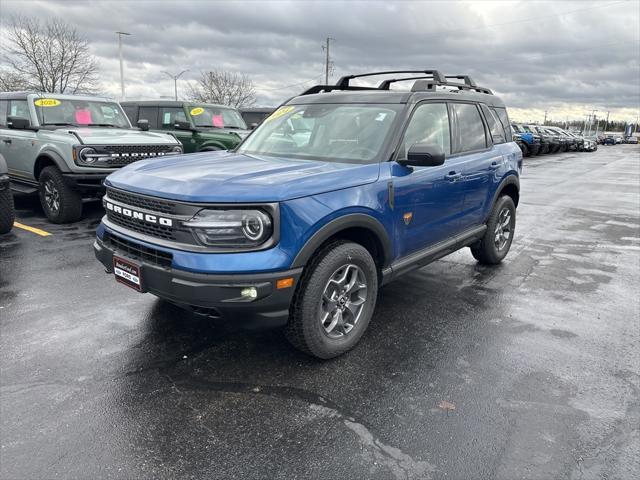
[188,105,247,129]
[32,97,130,128]
[512,124,523,133]
[238,104,401,164]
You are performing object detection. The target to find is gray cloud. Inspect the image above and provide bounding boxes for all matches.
[1,0,638,121]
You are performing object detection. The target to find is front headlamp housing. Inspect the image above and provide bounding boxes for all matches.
[183,208,274,248]
[74,145,113,166]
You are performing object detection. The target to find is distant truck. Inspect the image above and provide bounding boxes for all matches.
[122,101,250,153]
[0,92,182,223]
[239,107,276,128]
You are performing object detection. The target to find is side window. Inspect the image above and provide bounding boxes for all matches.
[491,106,513,142]
[0,100,7,127]
[138,107,159,129]
[480,104,506,144]
[8,100,30,120]
[160,107,187,129]
[122,105,137,124]
[452,103,487,153]
[402,103,451,158]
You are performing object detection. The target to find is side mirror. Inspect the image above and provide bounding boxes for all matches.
[399,143,445,167]
[174,120,193,131]
[7,116,31,130]
[137,119,149,131]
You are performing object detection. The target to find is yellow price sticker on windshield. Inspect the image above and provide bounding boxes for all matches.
[190,107,205,116]
[264,106,295,123]
[34,98,61,107]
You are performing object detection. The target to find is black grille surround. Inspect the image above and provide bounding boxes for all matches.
[104,232,173,268]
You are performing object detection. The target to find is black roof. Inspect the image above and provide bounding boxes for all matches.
[121,100,236,109]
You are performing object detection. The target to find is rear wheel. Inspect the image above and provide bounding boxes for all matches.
[471,195,516,265]
[38,166,82,223]
[0,186,15,234]
[285,241,378,359]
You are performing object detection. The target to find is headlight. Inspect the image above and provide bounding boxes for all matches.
[75,146,112,166]
[183,209,273,247]
[171,145,183,154]
[79,147,97,163]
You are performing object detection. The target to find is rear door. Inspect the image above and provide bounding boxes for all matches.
[450,102,503,230]
[4,99,38,179]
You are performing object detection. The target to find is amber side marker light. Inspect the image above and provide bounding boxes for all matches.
[276,278,294,289]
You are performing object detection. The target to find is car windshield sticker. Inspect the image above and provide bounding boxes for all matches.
[375,113,387,121]
[264,106,295,123]
[213,114,224,128]
[34,98,61,107]
[190,107,204,116]
[163,112,171,124]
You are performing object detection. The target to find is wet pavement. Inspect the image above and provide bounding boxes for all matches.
[1,146,639,480]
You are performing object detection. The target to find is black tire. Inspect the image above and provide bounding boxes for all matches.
[471,195,516,265]
[38,166,82,223]
[519,142,529,157]
[0,186,15,234]
[285,241,378,359]
[200,146,221,152]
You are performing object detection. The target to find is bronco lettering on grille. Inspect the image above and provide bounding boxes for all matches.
[105,200,173,227]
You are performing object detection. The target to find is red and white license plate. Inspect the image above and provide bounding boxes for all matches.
[113,256,142,291]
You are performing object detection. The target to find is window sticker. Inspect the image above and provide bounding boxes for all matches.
[34,98,61,107]
[375,113,387,122]
[190,107,204,116]
[264,106,295,123]
[163,112,171,124]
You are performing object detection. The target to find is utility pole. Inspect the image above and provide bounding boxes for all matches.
[115,31,131,100]
[604,111,610,133]
[162,70,189,101]
[323,37,334,84]
[543,110,548,125]
[589,109,598,136]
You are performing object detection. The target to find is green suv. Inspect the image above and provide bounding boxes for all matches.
[0,92,183,223]
[121,101,250,153]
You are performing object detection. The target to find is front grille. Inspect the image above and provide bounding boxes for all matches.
[106,209,176,240]
[98,145,175,167]
[106,187,177,214]
[104,232,173,268]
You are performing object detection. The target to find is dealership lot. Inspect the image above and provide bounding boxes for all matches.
[1,147,639,479]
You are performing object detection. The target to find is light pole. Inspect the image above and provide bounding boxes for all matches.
[161,70,189,101]
[115,31,131,100]
[323,37,335,84]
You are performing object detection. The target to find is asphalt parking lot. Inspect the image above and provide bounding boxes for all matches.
[1,146,639,480]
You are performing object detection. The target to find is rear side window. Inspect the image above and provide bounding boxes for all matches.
[402,103,451,157]
[138,106,159,129]
[480,104,506,144]
[452,103,487,153]
[160,107,187,129]
[491,107,512,142]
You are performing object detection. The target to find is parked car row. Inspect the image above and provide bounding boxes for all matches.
[511,124,597,157]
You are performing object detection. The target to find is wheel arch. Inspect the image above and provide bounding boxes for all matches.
[491,174,520,211]
[291,214,392,271]
[34,151,67,179]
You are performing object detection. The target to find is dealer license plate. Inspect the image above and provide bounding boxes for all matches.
[113,256,142,291]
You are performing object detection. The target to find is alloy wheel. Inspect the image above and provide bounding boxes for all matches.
[494,207,512,250]
[319,264,368,338]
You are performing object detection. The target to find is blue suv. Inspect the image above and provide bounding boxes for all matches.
[94,70,522,359]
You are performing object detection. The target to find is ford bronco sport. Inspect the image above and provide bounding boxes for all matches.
[0,92,182,223]
[121,101,250,153]
[94,70,522,359]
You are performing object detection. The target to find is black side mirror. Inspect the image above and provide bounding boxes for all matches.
[137,119,149,131]
[7,116,31,130]
[174,120,193,131]
[399,143,445,167]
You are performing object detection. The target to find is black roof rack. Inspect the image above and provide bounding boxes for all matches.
[299,69,493,96]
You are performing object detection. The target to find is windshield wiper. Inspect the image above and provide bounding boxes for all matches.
[86,123,123,128]
[42,122,78,127]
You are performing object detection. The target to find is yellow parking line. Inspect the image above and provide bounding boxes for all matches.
[13,222,52,237]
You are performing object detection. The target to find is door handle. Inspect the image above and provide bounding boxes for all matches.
[2,139,11,144]
[490,161,500,169]
[445,171,462,181]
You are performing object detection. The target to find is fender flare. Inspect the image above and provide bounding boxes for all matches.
[291,213,392,269]
[490,174,520,210]
[34,150,70,176]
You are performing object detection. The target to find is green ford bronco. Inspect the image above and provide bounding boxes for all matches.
[121,101,250,153]
[0,92,183,223]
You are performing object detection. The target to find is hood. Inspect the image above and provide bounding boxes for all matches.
[56,127,179,145]
[105,151,381,202]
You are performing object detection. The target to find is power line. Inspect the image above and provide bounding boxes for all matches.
[259,74,324,92]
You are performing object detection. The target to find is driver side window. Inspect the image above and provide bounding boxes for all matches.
[402,103,451,159]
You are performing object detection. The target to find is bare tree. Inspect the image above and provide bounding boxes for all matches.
[0,70,27,92]
[188,70,256,108]
[2,16,100,94]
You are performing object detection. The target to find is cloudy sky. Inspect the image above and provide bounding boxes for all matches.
[1,0,639,122]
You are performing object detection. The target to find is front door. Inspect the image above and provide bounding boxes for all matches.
[392,102,464,258]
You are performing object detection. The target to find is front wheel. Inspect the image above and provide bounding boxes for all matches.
[471,195,516,265]
[285,241,378,359]
[38,166,82,223]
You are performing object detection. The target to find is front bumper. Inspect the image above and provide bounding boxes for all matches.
[63,173,109,193]
[94,235,302,329]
